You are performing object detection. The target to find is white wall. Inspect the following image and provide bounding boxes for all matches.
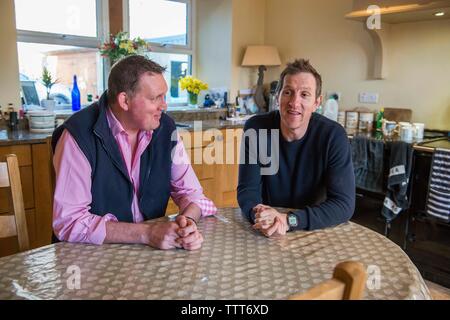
[196,0,233,92]
[264,0,450,130]
[230,0,267,102]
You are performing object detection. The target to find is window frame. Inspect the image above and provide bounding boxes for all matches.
[15,0,109,92]
[123,0,196,107]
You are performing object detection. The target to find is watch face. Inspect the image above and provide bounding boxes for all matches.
[288,214,298,227]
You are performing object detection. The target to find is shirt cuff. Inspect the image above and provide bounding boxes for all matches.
[184,198,217,217]
[87,213,118,245]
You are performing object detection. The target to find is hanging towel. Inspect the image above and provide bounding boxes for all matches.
[382,141,413,222]
[426,148,450,222]
[351,136,384,193]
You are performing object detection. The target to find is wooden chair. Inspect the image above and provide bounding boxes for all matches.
[289,261,367,300]
[0,154,30,252]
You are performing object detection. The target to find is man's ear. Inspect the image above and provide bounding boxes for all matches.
[116,92,130,111]
[314,95,323,111]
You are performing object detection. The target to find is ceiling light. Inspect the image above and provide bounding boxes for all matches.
[434,12,445,17]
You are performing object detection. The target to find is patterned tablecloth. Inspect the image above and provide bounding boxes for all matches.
[0,208,431,300]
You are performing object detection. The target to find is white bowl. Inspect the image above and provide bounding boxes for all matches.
[27,111,56,133]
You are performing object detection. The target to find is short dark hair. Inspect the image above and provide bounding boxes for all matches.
[107,55,166,104]
[276,59,322,99]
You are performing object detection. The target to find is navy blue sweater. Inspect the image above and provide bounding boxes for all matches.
[237,111,355,230]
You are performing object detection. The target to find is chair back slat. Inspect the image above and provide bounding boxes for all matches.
[0,155,30,252]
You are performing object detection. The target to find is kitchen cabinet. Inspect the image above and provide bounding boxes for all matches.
[165,128,243,214]
[215,128,243,208]
[352,189,409,248]
[350,140,409,247]
[0,141,53,257]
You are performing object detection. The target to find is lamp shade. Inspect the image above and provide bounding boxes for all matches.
[241,45,281,67]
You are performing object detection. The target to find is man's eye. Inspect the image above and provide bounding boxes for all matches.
[149,96,162,102]
[283,90,291,96]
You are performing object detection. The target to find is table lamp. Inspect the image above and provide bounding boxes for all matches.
[241,45,281,112]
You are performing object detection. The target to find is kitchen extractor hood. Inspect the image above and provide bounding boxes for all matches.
[345,0,450,23]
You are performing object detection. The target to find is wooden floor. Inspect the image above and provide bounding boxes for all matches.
[425,280,450,300]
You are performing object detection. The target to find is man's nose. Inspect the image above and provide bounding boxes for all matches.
[289,92,302,106]
[159,98,168,111]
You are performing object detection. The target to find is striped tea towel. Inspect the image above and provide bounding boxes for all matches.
[426,148,450,222]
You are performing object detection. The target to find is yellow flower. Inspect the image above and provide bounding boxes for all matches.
[126,40,135,54]
[178,76,208,95]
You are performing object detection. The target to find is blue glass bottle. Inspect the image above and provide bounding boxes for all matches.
[71,75,81,112]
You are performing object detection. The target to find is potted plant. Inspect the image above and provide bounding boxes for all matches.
[41,67,58,111]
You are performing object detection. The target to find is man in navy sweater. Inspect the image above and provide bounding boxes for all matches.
[237,59,355,237]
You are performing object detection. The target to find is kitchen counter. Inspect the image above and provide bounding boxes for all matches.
[54,107,228,122]
[346,128,450,153]
[3,120,447,148]
[3,123,446,147]
[346,129,426,144]
[175,119,245,131]
[0,119,246,146]
[0,129,51,146]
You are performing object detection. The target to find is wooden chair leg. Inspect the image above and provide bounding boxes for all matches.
[6,155,30,252]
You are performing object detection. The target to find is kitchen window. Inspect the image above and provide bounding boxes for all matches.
[14,0,108,109]
[125,0,194,107]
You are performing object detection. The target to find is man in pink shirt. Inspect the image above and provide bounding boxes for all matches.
[52,55,217,250]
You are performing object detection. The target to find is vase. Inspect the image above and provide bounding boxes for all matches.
[188,92,198,107]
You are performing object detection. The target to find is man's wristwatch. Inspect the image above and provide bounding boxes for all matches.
[286,212,299,231]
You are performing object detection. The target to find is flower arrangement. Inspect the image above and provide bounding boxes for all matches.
[179,76,208,95]
[41,67,58,100]
[100,31,150,64]
[179,76,208,106]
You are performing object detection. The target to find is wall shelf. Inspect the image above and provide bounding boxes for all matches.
[345,0,450,24]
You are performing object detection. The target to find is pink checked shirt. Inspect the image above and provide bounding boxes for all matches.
[53,109,217,244]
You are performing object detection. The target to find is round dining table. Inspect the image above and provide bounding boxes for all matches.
[0,208,431,300]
